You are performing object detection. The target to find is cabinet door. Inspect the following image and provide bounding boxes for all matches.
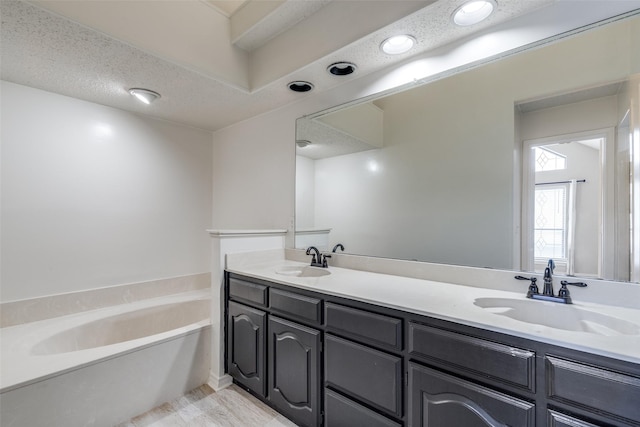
[227,301,266,397]
[268,315,321,427]
[408,362,535,427]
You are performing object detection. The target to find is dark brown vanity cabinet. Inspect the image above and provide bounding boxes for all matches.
[225,272,640,427]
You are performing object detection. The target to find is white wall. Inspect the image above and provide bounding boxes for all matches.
[211,110,296,232]
[1,81,213,302]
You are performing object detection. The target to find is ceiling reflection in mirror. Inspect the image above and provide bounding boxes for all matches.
[295,12,640,283]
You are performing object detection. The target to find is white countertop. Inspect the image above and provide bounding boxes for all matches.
[226,253,640,365]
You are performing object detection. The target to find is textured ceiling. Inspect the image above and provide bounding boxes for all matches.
[0,0,290,130]
[1,0,632,132]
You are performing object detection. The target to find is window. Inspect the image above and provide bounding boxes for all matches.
[534,146,566,172]
[534,183,568,260]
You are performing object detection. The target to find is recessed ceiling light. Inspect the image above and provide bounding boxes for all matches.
[452,0,496,26]
[327,62,357,76]
[288,81,314,92]
[296,140,312,148]
[128,88,161,104]
[380,35,416,55]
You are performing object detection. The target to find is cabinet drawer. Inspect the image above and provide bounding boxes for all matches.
[228,277,268,307]
[325,302,402,352]
[547,410,601,427]
[325,334,402,418]
[269,288,321,325]
[409,322,535,392]
[546,356,640,424]
[325,389,401,427]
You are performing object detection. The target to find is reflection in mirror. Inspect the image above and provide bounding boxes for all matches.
[523,134,608,278]
[295,14,640,283]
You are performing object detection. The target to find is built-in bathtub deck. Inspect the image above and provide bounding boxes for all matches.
[1,274,212,427]
[0,288,210,392]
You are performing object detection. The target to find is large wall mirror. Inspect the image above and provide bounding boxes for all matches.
[295,13,640,283]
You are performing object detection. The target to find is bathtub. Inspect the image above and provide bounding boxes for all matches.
[0,289,211,427]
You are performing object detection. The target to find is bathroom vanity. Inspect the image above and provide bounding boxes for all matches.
[224,252,640,427]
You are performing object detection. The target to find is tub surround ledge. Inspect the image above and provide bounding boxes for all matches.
[1,272,210,328]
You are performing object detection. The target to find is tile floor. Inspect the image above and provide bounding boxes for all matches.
[117,384,298,427]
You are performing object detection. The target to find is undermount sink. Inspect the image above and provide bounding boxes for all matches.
[275,266,331,278]
[474,297,640,336]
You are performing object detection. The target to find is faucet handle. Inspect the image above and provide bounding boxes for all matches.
[557,281,586,303]
[515,275,539,298]
[560,280,587,287]
[322,253,331,268]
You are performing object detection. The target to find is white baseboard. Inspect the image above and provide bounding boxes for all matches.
[208,372,233,391]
